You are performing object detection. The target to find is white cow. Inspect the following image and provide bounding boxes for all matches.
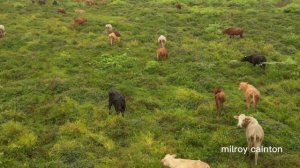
[158,35,167,48]
[105,24,113,34]
[0,25,6,38]
[234,114,264,165]
[161,154,210,168]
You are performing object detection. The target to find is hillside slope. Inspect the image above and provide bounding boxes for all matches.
[0,0,299,167]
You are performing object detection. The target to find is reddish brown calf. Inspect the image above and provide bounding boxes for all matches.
[213,88,225,115]
[223,27,244,38]
[156,48,168,61]
[57,8,66,14]
[74,17,87,25]
[176,3,182,9]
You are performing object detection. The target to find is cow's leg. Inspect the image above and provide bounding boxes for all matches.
[262,63,266,69]
[217,100,222,115]
[246,140,252,156]
[253,98,257,112]
[220,101,224,114]
[110,37,113,46]
[108,101,113,115]
[246,98,251,110]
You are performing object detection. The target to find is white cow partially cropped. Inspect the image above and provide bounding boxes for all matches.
[161,154,210,168]
[234,114,264,165]
[0,25,6,38]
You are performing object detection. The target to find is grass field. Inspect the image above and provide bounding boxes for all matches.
[0,0,299,167]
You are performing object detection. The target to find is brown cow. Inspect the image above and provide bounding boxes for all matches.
[239,82,260,111]
[57,8,66,14]
[223,27,244,38]
[213,88,225,115]
[74,17,87,25]
[156,48,168,61]
[176,3,182,9]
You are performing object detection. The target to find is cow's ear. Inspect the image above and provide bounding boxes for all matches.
[234,115,239,119]
[171,154,176,158]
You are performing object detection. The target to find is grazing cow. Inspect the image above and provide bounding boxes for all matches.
[158,35,167,48]
[75,9,86,14]
[74,17,87,25]
[156,48,168,61]
[239,82,260,111]
[86,0,97,5]
[108,32,120,46]
[39,0,46,5]
[108,89,126,117]
[57,8,66,14]
[161,154,210,168]
[176,3,182,9]
[213,88,225,115]
[0,25,6,38]
[223,27,244,38]
[52,0,58,5]
[241,54,267,69]
[234,114,264,165]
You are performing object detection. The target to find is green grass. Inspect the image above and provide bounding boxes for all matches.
[0,0,299,167]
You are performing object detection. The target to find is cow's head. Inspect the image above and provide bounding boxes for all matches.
[105,24,112,30]
[223,28,229,34]
[240,56,249,62]
[234,114,251,128]
[213,88,222,95]
[239,82,248,91]
[161,154,176,167]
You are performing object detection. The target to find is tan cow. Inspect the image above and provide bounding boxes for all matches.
[234,114,264,165]
[108,32,120,46]
[161,154,210,168]
[75,9,86,14]
[86,0,97,5]
[239,82,260,111]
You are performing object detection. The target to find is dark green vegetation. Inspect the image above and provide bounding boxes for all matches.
[0,0,299,167]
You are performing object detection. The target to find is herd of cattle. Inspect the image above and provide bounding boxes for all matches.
[0,1,274,167]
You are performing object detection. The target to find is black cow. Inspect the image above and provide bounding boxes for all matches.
[108,89,126,117]
[53,0,58,5]
[241,54,267,69]
[39,0,46,5]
